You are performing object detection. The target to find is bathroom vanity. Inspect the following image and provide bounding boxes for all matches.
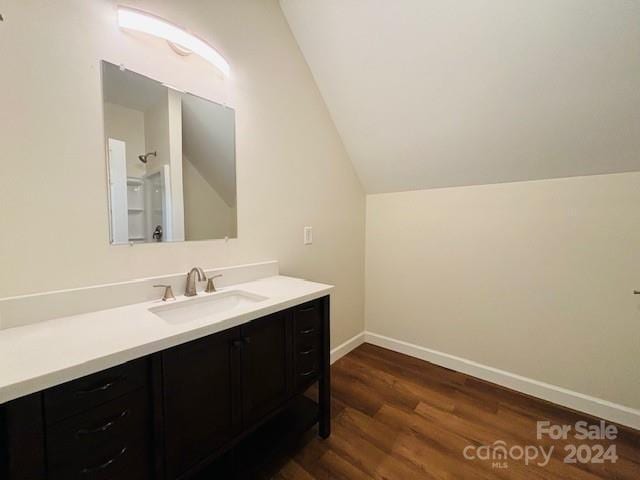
[0,16,333,480]
[0,274,331,480]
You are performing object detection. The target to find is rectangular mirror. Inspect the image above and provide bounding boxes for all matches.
[101,61,237,244]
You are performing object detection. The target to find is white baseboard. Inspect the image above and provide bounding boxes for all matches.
[330,332,365,364]
[364,331,640,431]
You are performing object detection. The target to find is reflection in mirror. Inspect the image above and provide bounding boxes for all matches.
[101,61,237,244]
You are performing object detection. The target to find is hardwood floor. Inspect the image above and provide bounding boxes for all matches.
[264,343,640,480]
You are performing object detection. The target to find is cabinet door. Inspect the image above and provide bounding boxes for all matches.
[241,311,292,426]
[162,328,241,479]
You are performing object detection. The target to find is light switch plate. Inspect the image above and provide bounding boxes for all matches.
[304,226,313,245]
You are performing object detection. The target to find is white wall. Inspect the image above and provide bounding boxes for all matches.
[167,89,185,242]
[0,0,365,348]
[366,172,640,411]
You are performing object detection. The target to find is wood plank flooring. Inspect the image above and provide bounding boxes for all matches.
[266,343,640,480]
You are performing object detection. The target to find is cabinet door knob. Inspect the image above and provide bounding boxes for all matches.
[232,339,243,349]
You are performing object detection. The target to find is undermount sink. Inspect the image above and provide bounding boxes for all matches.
[149,290,268,324]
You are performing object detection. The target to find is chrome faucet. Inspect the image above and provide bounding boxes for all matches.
[185,267,206,297]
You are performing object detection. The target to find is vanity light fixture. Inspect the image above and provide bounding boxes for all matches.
[117,6,231,77]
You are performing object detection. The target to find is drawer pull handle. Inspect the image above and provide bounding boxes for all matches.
[75,376,125,396]
[300,328,315,335]
[80,446,127,475]
[300,369,316,377]
[299,306,316,313]
[76,409,129,437]
[299,349,315,355]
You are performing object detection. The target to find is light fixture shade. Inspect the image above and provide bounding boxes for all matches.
[117,6,231,77]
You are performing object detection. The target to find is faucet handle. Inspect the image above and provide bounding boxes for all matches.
[154,284,176,302]
[205,274,223,293]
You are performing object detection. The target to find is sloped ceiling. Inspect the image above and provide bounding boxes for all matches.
[280,0,640,193]
[182,94,236,207]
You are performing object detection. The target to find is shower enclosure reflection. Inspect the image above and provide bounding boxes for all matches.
[102,61,237,244]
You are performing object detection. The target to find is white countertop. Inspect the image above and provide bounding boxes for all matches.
[0,275,332,404]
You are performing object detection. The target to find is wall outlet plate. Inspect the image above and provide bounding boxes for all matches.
[304,226,313,245]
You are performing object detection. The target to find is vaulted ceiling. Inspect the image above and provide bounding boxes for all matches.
[280,0,640,193]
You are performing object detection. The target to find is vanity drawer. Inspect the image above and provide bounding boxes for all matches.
[296,351,319,375]
[44,358,148,424]
[292,300,323,391]
[292,300,322,339]
[294,343,320,390]
[46,390,151,480]
[48,436,150,480]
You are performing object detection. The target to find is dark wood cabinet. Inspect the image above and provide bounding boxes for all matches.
[162,327,242,479]
[46,389,152,480]
[292,301,323,392]
[43,359,148,425]
[0,393,47,480]
[0,296,331,480]
[240,310,292,426]
[0,360,153,480]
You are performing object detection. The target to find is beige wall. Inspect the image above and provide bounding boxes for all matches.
[366,172,640,410]
[0,0,365,347]
[281,0,640,193]
[182,155,237,240]
[143,96,170,172]
[144,90,186,242]
[103,102,146,177]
